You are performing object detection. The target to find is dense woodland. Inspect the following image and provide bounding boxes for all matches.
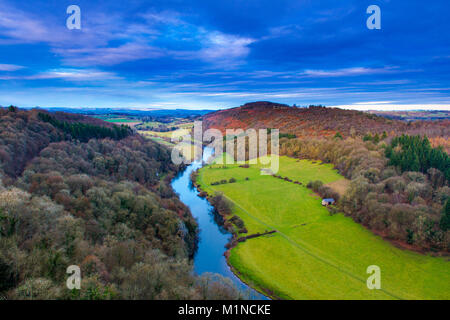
[38,112,131,142]
[0,107,243,300]
[385,135,450,181]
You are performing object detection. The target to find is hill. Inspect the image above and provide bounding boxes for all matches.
[33,107,214,118]
[202,102,450,141]
[368,110,450,121]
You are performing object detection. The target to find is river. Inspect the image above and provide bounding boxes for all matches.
[171,147,267,300]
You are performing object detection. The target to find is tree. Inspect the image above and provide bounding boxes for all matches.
[440,199,450,232]
[0,257,17,292]
[363,133,372,142]
[373,133,380,144]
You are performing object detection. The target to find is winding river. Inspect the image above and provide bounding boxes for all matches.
[171,147,267,300]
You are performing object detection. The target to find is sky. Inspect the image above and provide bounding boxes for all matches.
[0,0,449,111]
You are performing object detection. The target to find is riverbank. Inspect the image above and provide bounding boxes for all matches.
[170,147,267,299]
[190,169,277,299]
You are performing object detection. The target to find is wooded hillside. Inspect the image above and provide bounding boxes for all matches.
[202,102,450,151]
[0,107,242,300]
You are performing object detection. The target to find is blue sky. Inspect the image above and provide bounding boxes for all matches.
[0,0,449,110]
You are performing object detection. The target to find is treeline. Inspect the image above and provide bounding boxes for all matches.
[38,112,131,142]
[0,109,244,300]
[280,135,449,251]
[385,135,450,181]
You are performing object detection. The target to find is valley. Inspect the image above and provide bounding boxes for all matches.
[1,103,448,301]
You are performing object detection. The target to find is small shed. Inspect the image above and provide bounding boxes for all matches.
[322,198,335,206]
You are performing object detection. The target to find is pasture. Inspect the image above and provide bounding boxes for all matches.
[197,156,450,300]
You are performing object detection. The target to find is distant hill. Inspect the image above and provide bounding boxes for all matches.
[203,102,450,140]
[369,110,450,121]
[0,107,132,178]
[32,107,214,118]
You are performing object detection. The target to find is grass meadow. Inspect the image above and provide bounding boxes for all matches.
[197,156,450,300]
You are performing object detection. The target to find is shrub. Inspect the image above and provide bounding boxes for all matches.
[229,216,245,229]
[327,206,339,216]
[307,180,323,192]
[238,227,248,234]
[210,193,233,215]
[317,186,340,201]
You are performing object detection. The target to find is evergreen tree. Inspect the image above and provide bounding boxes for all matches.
[38,113,132,142]
[440,199,450,232]
[373,133,380,144]
[363,133,372,142]
[386,134,450,182]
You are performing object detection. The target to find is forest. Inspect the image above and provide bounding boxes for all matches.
[203,102,450,153]
[0,107,243,300]
[385,135,450,181]
[38,112,131,142]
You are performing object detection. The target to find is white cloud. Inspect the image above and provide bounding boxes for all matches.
[27,69,120,81]
[353,101,395,105]
[301,67,396,78]
[54,43,163,66]
[199,32,255,63]
[0,3,53,44]
[0,63,24,71]
[331,103,450,111]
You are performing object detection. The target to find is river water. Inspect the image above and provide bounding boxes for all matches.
[171,147,267,300]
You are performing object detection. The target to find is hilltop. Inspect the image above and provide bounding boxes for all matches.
[202,102,450,141]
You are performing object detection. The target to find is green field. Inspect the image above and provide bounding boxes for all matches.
[197,156,450,300]
[146,136,175,147]
[94,116,140,123]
